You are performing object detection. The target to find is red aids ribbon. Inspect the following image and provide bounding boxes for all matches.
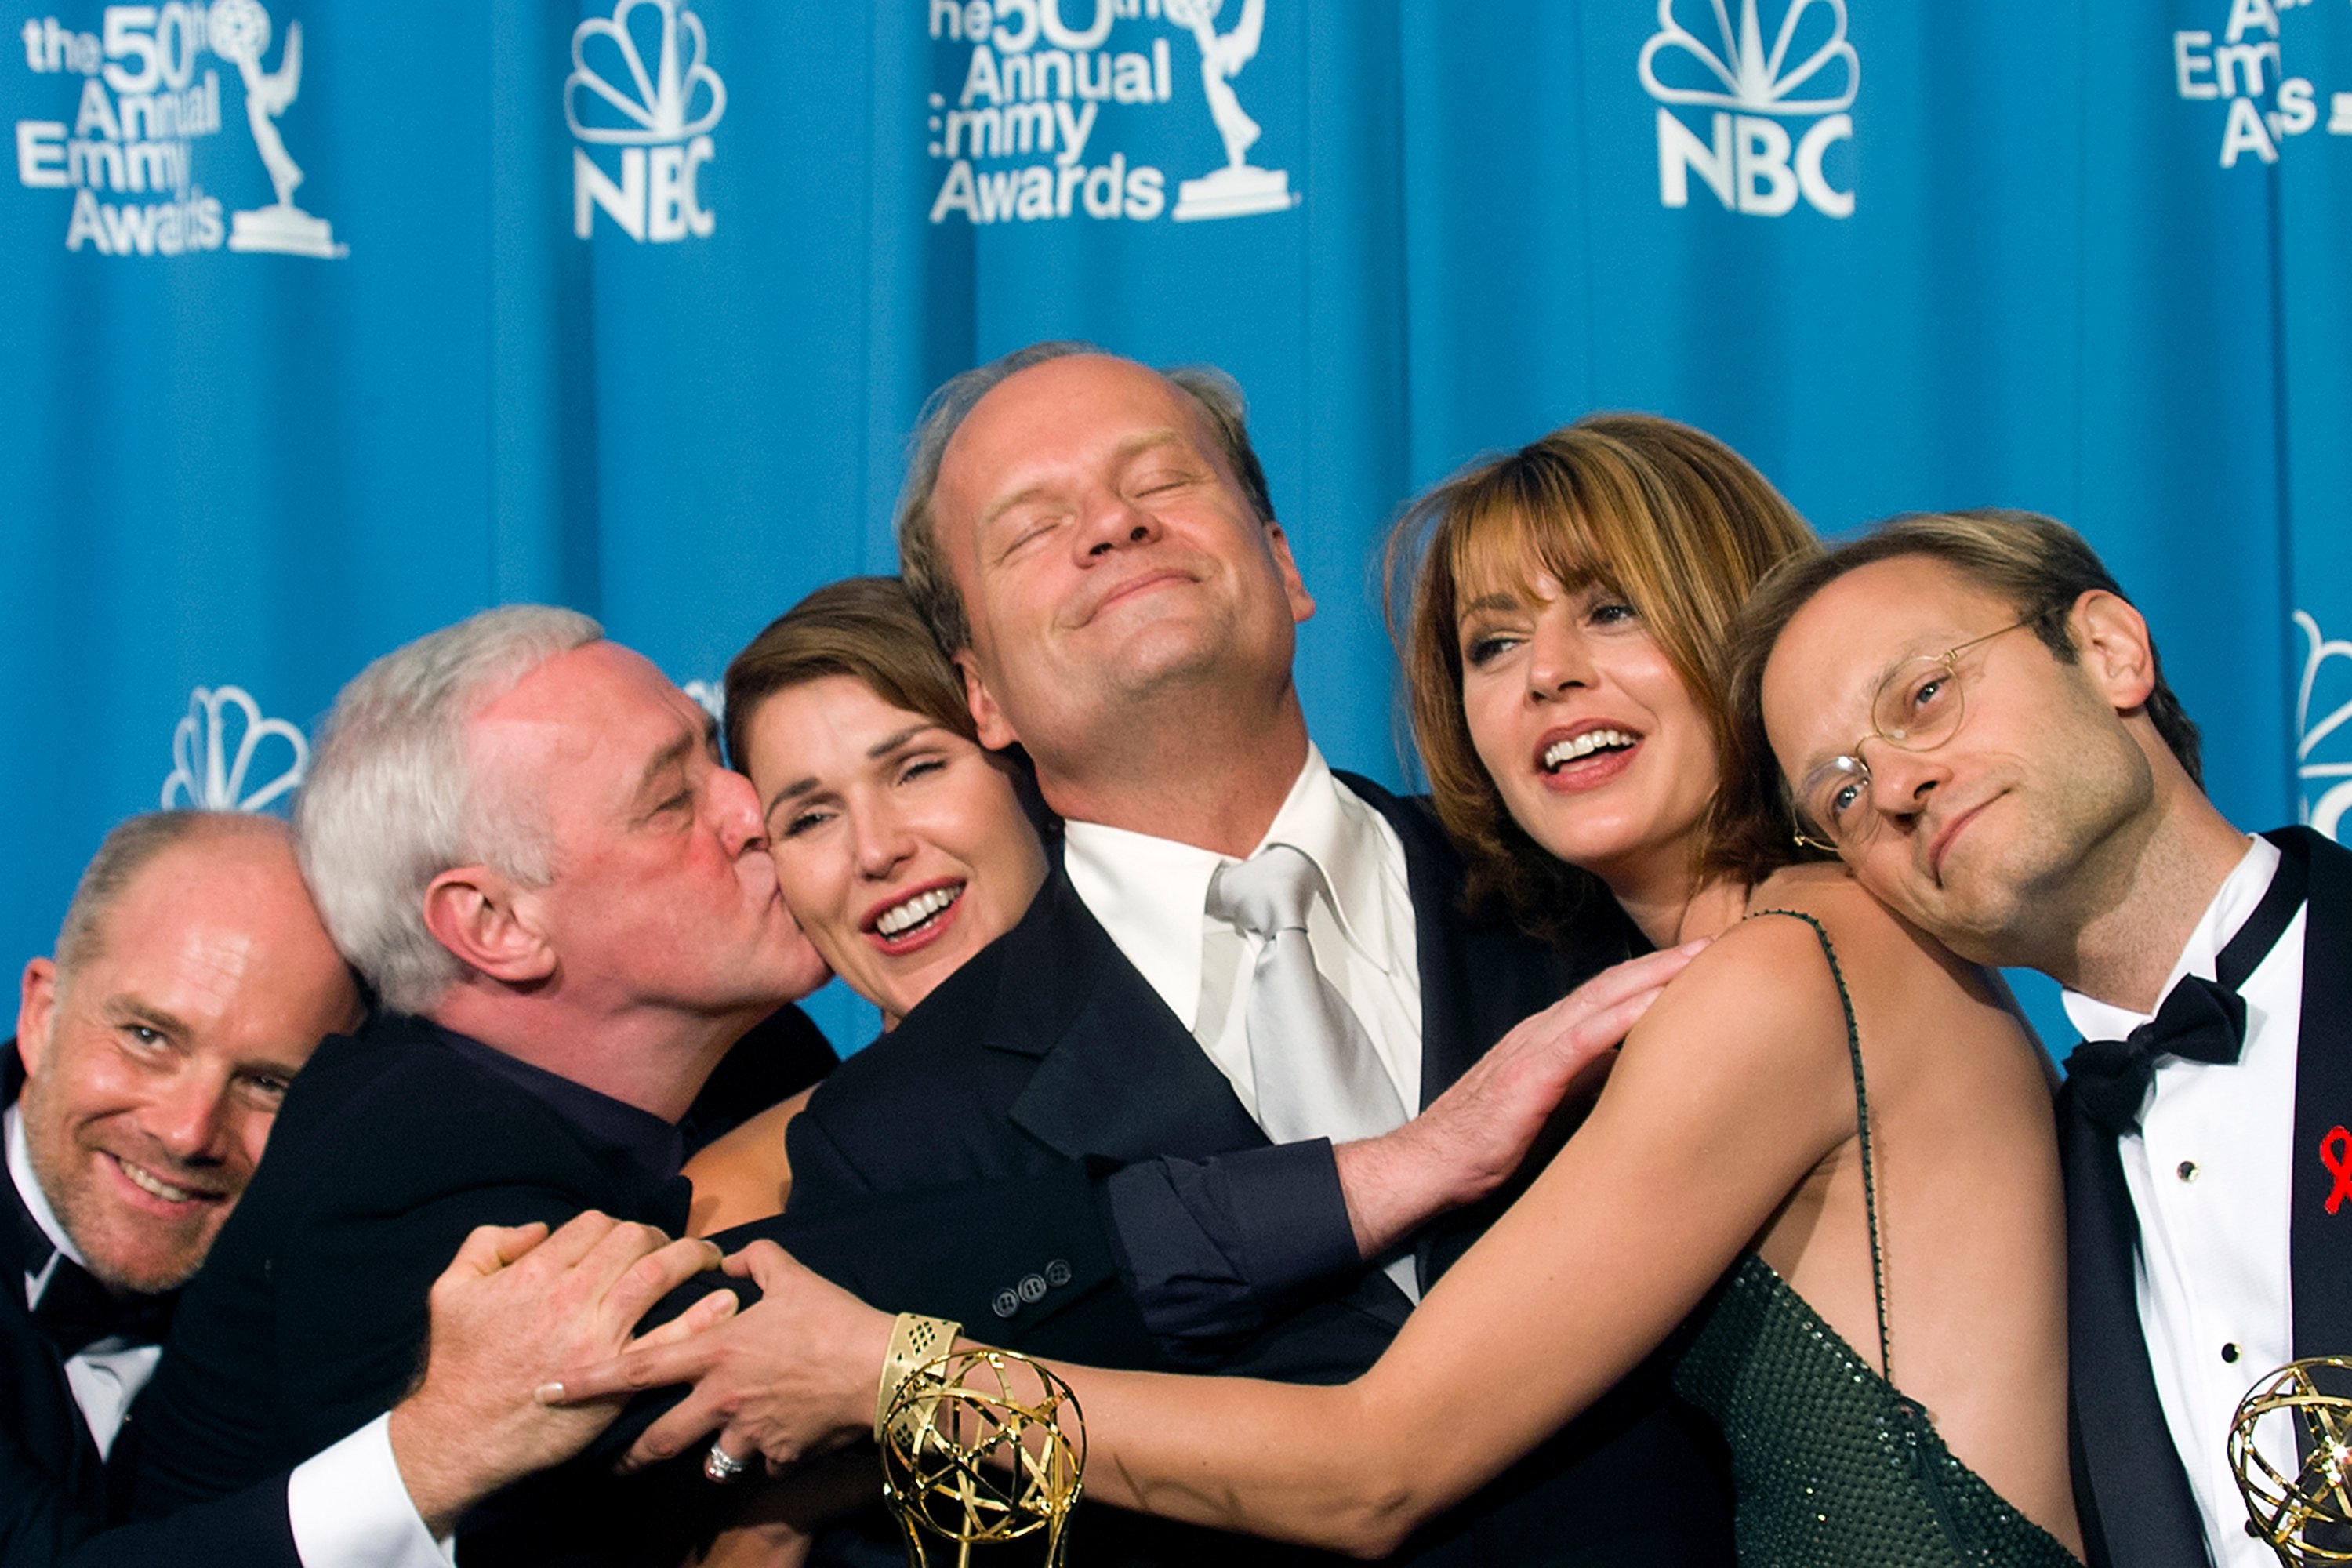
[2325,1127,2352,1215]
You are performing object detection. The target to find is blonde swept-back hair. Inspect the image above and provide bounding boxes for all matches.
[1389,415,1820,942]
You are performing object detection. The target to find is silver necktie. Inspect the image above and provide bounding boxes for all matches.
[1206,844,1408,1146]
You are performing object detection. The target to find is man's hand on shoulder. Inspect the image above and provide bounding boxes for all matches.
[1333,941,1708,1259]
[384,1213,739,1536]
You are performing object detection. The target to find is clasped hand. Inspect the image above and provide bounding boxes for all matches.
[541,1240,898,1475]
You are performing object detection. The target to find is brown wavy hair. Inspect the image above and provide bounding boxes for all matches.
[1388,415,1821,942]
[722,576,977,771]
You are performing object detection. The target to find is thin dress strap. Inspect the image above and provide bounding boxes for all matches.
[1749,909,1890,1382]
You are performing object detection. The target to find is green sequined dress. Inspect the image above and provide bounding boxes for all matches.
[1670,913,2079,1567]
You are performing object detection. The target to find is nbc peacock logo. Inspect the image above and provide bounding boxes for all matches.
[2296,611,2352,843]
[567,0,726,243]
[1639,0,1857,218]
[158,684,308,813]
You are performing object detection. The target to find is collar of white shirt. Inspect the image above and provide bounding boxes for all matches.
[2061,833,2277,1041]
[6,1101,85,1305]
[1062,743,1406,1033]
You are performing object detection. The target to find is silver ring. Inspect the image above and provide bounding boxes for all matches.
[702,1442,751,1483]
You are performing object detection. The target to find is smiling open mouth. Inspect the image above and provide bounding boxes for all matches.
[873,884,964,940]
[1543,729,1638,771]
[109,1152,216,1205]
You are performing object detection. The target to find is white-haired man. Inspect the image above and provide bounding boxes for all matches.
[122,609,831,1566]
[4,810,717,1568]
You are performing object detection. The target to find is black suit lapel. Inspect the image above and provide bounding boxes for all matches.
[2285,828,2352,1361]
[997,871,1265,1163]
[1338,775,1639,1296]
[2056,1074,2210,1568]
[1,1040,112,1523]
[1359,780,1483,1114]
[1337,775,1639,1116]
[2062,828,2341,1568]
[2,1042,33,1283]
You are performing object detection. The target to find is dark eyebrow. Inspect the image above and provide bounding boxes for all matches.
[765,775,820,815]
[761,724,943,818]
[102,996,191,1039]
[868,723,938,760]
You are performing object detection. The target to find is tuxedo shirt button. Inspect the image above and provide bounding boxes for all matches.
[993,1290,1021,1319]
[2222,1342,2240,1363]
[2177,1160,2199,1182]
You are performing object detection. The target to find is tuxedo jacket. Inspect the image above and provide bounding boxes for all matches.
[2064,826,2352,1568]
[0,1047,300,1568]
[116,1006,1051,1567]
[122,1012,778,1566]
[786,775,1737,1566]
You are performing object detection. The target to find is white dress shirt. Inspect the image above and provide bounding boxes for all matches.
[6,1105,454,1568]
[2061,835,2305,1568]
[1063,743,1425,1297]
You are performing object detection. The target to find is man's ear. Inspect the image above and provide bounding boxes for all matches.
[420,868,557,986]
[2067,590,2158,713]
[16,958,57,1077]
[956,650,1021,752]
[1265,522,1316,626]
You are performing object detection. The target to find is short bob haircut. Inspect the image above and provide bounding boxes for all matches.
[722,576,978,772]
[1389,414,1820,943]
[1724,510,2204,846]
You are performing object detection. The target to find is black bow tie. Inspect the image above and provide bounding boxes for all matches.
[7,1165,175,1357]
[2066,977,2245,1134]
[28,1250,175,1358]
[2063,840,2310,1137]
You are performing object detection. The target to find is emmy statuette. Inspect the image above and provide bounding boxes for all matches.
[2232,1357,2352,1563]
[879,1345,1086,1567]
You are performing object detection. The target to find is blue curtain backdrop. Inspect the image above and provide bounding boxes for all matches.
[5,0,2348,1051]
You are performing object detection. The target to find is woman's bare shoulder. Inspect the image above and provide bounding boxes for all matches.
[1601,899,1862,1164]
[1744,863,2031,1065]
[1622,902,1853,1080]
[1744,863,1940,971]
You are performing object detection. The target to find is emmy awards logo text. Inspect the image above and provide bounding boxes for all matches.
[159,684,309,813]
[1639,0,1857,218]
[568,0,727,243]
[13,2,345,258]
[2171,0,2352,168]
[924,0,1300,227]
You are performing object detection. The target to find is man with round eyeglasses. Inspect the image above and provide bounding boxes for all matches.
[1784,617,2039,853]
[1740,509,2351,1568]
